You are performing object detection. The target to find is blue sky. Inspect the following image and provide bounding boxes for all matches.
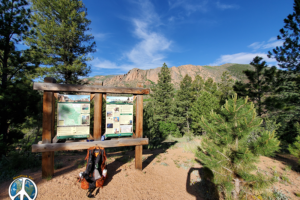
[20,0,294,78]
[84,0,294,77]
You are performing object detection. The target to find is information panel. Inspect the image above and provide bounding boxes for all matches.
[105,96,133,137]
[57,94,90,139]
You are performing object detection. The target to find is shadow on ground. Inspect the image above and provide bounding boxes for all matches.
[186,159,219,200]
[273,153,300,172]
[142,140,178,169]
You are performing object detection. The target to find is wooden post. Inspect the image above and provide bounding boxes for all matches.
[93,81,103,140]
[135,82,143,170]
[42,77,56,178]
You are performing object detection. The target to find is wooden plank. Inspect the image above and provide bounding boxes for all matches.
[135,146,143,169]
[90,94,95,101]
[33,83,150,94]
[42,91,54,178]
[135,95,143,138]
[52,135,59,143]
[53,93,58,99]
[135,82,144,170]
[32,138,149,152]
[52,93,55,140]
[42,152,53,178]
[88,134,94,140]
[94,93,102,140]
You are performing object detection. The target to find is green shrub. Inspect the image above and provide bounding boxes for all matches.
[0,151,41,183]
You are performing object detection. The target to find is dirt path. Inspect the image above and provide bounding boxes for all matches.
[1,142,300,199]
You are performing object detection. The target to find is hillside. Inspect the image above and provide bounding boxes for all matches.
[82,64,254,88]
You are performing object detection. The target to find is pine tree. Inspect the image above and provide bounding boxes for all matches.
[0,0,40,156]
[172,74,194,136]
[268,0,300,72]
[218,71,235,104]
[196,94,280,199]
[150,63,174,139]
[288,123,300,164]
[267,0,300,143]
[190,91,220,135]
[233,56,276,116]
[26,0,96,84]
[191,75,205,98]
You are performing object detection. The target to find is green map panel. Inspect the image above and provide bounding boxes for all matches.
[105,133,133,138]
[58,103,82,125]
[57,135,89,139]
[106,102,133,105]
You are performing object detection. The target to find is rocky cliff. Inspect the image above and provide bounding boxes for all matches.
[83,63,252,88]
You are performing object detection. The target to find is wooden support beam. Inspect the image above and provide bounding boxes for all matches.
[32,138,149,152]
[94,93,102,140]
[42,77,56,178]
[33,83,150,94]
[90,94,95,101]
[135,82,143,170]
[93,81,103,140]
[52,135,59,143]
[53,93,58,99]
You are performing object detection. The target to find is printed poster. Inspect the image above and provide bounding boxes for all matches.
[57,95,90,139]
[106,96,133,134]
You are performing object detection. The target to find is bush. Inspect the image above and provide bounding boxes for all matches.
[288,123,300,165]
[0,151,41,182]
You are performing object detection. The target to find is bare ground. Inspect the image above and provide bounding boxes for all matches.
[1,141,300,200]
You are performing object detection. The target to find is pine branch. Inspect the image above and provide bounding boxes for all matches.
[222,165,233,173]
[216,150,231,161]
[212,169,227,177]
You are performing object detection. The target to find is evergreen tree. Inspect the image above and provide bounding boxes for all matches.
[204,77,217,94]
[288,123,300,164]
[0,0,40,156]
[150,63,174,139]
[143,101,157,140]
[234,56,276,116]
[172,74,194,135]
[26,0,96,84]
[196,94,280,199]
[218,71,235,104]
[264,70,300,142]
[204,77,222,100]
[268,0,300,72]
[191,75,205,98]
[190,91,220,135]
[267,0,300,143]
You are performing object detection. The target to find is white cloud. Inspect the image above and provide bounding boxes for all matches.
[248,37,283,50]
[262,41,283,49]
[91,0,172,71]
[169,0,208,14]
[210,52,276,66]
[268,36,277,42]
[215,1,239,10]
[248,42,264,50]
[93,33,108,41]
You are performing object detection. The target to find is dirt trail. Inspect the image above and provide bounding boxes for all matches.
[1,142,300,200]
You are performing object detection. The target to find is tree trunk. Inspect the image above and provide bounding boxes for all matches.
[232,178,240,200]
[1,50,9,156]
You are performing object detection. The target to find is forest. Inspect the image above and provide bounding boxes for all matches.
[1,0,300,199]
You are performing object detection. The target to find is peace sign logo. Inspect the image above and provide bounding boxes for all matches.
[8,177,38,200]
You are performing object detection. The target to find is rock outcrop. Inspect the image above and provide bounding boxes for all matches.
[87,64,236,88]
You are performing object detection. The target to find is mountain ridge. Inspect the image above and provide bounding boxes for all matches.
[83,63,253,88]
